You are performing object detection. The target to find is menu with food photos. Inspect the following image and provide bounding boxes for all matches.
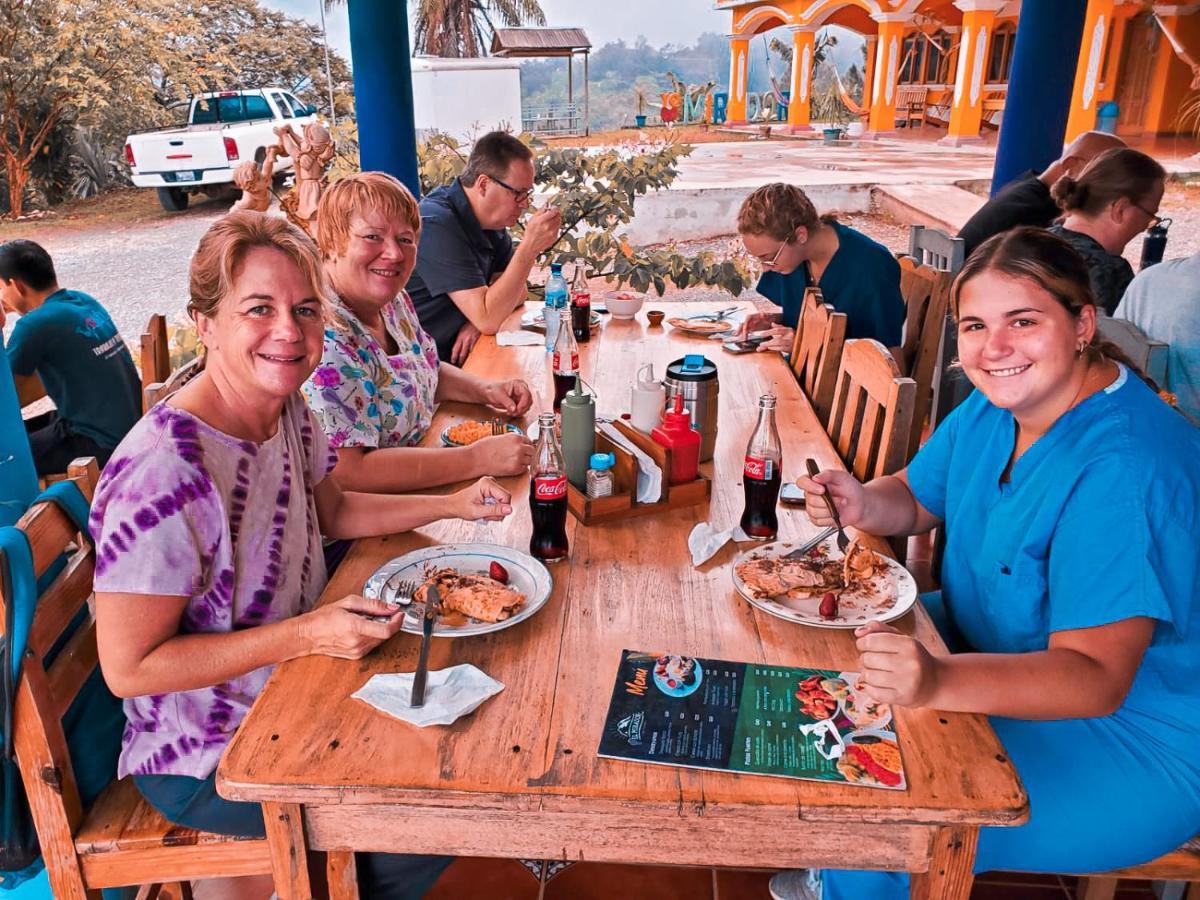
[597,650,906,790]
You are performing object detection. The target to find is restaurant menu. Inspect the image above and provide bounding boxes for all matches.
[597,650,906,790]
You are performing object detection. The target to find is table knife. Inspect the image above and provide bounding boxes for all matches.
[410,584,440,708]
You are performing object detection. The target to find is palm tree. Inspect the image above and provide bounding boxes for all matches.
[413,0,547,58]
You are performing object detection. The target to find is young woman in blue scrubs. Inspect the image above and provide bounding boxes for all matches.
[776,227,1200,900]
[735,182,905,353]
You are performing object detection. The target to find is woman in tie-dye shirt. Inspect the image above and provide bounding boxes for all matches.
[303,172,535,494]
[91,212,513,899]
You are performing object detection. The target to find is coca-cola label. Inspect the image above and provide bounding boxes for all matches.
[533,475,567,500]
[744,455,774,481]
[571,290,590,307]
[552,351,579,373]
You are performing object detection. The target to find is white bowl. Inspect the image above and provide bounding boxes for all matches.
[604,290,646,319]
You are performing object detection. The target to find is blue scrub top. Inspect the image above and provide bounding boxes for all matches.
[756,220,905,347]
[907,367,1200,775]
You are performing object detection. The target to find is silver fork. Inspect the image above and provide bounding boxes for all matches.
[372,574,418,621]
[491,418,505,436]
[687,306,739,322]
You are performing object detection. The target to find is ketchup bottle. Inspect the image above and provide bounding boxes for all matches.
[651,394,701,485]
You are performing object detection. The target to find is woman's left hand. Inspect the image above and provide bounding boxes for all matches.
[755,325,795,354]
[482,379,534,416]
[854,621,941,708]
[454,476,514,521]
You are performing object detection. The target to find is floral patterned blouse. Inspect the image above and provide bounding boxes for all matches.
[302,291,441,449]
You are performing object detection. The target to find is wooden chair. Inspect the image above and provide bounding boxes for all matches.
[896,85,930,128]
[142,355,204,411]
[789,287,848,427]
[1076,842,1200,900]
[1098,316,1169,387]
[897,256,953,460]
[138,315,171,413]
[826,339,916,484]
[1,464,272,900]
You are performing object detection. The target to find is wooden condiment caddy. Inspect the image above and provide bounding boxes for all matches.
[566,418,711,524]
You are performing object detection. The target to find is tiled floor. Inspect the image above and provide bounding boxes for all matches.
[426,858,1164,898]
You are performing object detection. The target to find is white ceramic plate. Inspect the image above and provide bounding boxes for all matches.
[363,543,553,638]
[667,316,734,336]
[521,310,602,332]
[440,422,525,447]
[731,536,917,630]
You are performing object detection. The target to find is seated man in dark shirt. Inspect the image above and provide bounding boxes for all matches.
[0,239,140,475]
[957,131,1125,258]
[406,132,561,363]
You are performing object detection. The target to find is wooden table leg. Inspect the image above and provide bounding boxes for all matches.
[910,826,979,900]
[326,851,360,900]
[263,802,321,900]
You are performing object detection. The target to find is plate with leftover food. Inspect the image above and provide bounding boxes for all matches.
[363,543,553,637]
[521,310,602,332]
[732,537,916,629]
[440,421,526,447]
[667,316,734,336]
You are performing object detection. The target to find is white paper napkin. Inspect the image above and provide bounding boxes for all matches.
[352,664,504,727]
[496,331,545,347]
[597,421,663,503]
[688,521,751,567]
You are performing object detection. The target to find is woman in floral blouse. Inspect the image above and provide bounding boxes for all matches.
[302,172,534,492]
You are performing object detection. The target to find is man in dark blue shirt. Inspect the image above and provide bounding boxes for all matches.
[406,131,561,363]
[1,240,140,475]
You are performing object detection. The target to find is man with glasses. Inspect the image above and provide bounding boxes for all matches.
[407,131,562,363]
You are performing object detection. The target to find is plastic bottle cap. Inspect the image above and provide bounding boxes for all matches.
[589,452,615,470]
[550,263,562,274]
[663,394,692,428]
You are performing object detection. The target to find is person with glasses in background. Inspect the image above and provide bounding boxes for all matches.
[406,131,562,363]
[1048,147,1166,316]
[734,183,905,354]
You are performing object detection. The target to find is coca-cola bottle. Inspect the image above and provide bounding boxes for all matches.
[529,412,569,561]
[740,394,782,540]
[552,313,580,411]
[571,257,591,343]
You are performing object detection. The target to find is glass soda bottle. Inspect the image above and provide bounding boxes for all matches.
[740,394,782,540]
[529,412,570,562]
[570,257,591,343]
[551,310,580,412]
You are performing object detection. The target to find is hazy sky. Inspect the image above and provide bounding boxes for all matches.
[262,0,734,64]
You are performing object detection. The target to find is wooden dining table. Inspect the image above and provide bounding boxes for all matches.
[217,301,1027,899]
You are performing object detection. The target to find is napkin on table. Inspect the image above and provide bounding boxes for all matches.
[597,421,663,503]
[352,664,504,727]
[496,331,545,347]
[688,521,751,567]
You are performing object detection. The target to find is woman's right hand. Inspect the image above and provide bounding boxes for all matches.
[794,469,868,528]
[472,432,534,477]
[297,595,406,660]
[736,311,780,340]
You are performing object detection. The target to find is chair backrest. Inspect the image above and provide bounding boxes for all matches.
[897,257,953,458]
[909,225,965,274]
[789,287,848,426]
[897,256,938,373]
[1,466,100,894]
[1098,316,1169,386]
[142,355,204,411]
[827,339,917,482]
[138,315,170,412]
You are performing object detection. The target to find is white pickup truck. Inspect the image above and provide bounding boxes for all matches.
[125,88,318,211]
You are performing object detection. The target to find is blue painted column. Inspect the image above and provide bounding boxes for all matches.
[990,0,1087,194]
[0,338,37,527]
[347,0,421,197]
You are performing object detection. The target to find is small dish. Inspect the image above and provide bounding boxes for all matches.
[646,309,665,326]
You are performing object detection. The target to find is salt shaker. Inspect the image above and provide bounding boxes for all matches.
[586,453,616,499]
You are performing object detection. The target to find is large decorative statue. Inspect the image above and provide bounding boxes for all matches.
[230,147,277,213]
[274,122,335,235]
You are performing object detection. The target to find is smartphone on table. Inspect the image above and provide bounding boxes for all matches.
[780,483,806,507]
[721,333,771,355]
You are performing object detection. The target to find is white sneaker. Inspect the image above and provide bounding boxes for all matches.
[768,869,822,900]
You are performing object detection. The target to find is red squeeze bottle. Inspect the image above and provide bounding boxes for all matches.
[651,394,701,485]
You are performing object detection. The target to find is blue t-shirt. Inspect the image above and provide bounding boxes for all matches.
[756,220,905,346]
[5,289,140,448]
[907,368,1200,773]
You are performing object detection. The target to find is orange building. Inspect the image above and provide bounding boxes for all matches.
[718,0,1200,144]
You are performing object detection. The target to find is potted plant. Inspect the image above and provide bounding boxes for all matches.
[633,87,649,128]
[815,82,852,144]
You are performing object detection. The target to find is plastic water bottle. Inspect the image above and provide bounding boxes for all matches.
[545,263,567,350]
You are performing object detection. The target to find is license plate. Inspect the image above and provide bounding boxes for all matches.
[175,171,196,182]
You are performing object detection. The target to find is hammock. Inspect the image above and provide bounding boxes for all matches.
[834,67,870,118]
[1153,14,1200,90]
[762,37,790,110]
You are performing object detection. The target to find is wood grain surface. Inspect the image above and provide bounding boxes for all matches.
[217,302,1027,897]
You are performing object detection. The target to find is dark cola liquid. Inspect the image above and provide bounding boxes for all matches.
[740,469,781,539]
[552,372,576,411]
[529,480,570,561]
[572,301,591,343]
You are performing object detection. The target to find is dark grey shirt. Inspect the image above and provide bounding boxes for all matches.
[405,178,514,362]
[1048,224,1134,316]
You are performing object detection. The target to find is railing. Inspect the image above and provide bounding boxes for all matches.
[522,104,582,136]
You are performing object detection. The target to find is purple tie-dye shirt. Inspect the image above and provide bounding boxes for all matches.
[90,393,336,779]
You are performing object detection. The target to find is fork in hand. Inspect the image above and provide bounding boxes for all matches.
[805,458,850,554]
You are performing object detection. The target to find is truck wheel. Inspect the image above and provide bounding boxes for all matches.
[157,186,189,212]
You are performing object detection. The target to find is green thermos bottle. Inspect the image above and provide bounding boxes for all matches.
[560,375,595,490]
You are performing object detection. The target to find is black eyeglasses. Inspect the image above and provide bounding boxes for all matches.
[489,174,535,203]
[1131,200,1162,230]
